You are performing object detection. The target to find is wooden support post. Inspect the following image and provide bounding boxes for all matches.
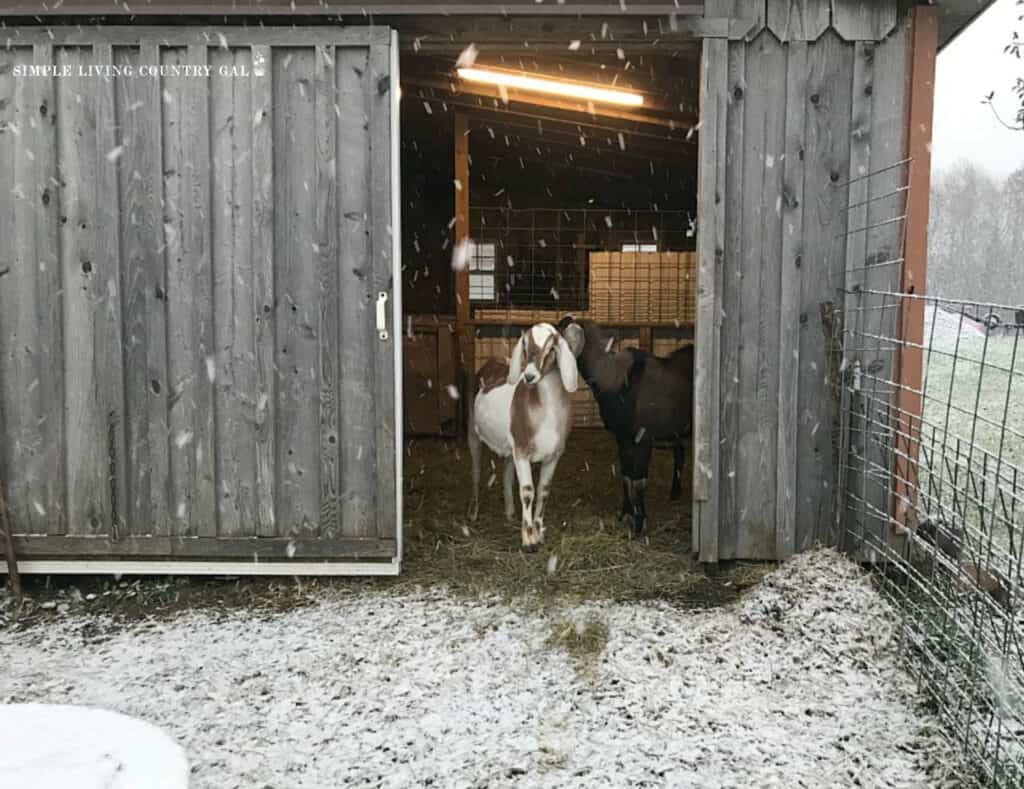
[638,327,653,354]
[453,113,473,437]
[0,482,21,597]
[893,6,937,533]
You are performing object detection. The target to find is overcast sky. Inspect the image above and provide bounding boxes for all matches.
[932,0,1024,177]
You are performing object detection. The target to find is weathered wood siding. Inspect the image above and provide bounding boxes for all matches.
[0,28,400,561]
[700,0,910,559]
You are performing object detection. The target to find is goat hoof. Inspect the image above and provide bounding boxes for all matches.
[467,502,479,522]
[522,541,541,554]
[669,488,681,502]
[621,513,636,534]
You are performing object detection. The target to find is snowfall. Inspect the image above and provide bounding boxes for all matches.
[0,550,959,788]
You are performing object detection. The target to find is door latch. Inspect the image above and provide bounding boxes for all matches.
[376,291,389,341]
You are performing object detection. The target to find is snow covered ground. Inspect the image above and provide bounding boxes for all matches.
[1,550,960,788]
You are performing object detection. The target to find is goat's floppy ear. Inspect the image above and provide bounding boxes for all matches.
[562,322,585,358]
[508,332,525,385]
[556,333,579,393]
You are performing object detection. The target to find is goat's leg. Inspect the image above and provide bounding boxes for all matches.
[670,441,685,501]
[617,438,634,529]
[502,458,516,524]
[513,452,539,551]
[467,419,482,522]
[532,451,562,543]
[628,437,653,537]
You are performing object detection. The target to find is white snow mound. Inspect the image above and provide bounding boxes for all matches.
[0,703,188,789]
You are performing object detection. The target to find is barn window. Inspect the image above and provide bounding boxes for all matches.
[621,243,658,253]
[468,241,497,302]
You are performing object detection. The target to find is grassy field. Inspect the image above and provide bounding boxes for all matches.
[919,329,1024,554]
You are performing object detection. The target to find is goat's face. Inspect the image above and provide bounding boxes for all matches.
[508,323,579,392]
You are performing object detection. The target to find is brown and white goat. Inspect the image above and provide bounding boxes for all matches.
[467,322,582,550]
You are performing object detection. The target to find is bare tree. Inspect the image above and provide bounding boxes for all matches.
[928,161,1024,305]
[983,0,1024,130]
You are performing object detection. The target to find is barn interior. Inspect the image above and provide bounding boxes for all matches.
[397,29,703,566]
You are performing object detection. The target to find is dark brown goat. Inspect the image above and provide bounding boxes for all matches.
[558,316,694,536]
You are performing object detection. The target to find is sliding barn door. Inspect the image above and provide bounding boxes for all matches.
[0,27,402,566]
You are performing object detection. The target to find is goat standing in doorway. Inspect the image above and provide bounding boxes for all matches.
[558,316,693,538]
[467,322,583,550]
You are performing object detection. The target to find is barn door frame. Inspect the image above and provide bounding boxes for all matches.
[389,28,404,572]
[691,33,728,564]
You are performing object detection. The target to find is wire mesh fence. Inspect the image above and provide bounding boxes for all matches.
[838,160,1024,786]
[468,207,697,325]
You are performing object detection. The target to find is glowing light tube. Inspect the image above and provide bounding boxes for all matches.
[456,67,644,107]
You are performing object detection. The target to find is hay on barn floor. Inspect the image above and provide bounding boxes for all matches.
[399,431,767,605]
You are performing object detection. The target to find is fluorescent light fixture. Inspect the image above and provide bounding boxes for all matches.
[457,67,644,108]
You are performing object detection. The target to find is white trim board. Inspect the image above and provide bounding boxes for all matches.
[6,560,402,577]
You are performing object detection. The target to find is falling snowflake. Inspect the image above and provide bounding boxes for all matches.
[456,43,478,69]
[547,554,559,575]
[451,238,472,272]
[446,385,460,401]
[106,145,125,163]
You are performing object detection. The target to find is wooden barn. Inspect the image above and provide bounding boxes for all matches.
[0,1,989,574]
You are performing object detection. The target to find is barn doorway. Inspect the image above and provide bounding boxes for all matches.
[397,26,704,581]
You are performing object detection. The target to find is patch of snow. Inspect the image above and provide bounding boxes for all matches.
[0,703,188,789]
[924,305,986,348]
[0,550,957,787]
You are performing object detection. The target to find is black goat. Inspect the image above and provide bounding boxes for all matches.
[558,316,694,537]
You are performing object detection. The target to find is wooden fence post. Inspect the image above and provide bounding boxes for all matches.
[893,6,938,533]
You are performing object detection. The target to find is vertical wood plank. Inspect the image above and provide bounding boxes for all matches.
[734,32,783,559]
[118,45,154,536]
[144,42,171,536]
[734,36,768,549]
[753,32,787,560]
[57,45,107,536]
[251,43,277,537]
[717,41,745,559]
[274,46,320,537]
[766,0,831,42]
[162,46,190,535]
[94,42,129,540]
[35,44,65,536]
[188,43,216,537]
[776,41,808,560]
[795,31,854,551]
[0,47,22,533]
[858,16,910,548]
[26,44,65,535]
[695,37,726,563]
[370,37,397,541]
[841,40,875,549]
[211,46,257,538]
[315,44,341,536]
[336,44,375,538]
[831,0,898,42]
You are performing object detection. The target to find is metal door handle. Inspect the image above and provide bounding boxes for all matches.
[376,291,389,341]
